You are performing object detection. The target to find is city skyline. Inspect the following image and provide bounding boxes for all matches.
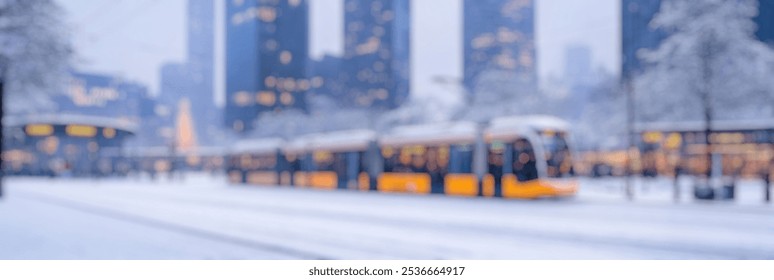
[58,0,620,106]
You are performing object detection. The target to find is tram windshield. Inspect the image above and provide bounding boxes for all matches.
[540,131,574,178]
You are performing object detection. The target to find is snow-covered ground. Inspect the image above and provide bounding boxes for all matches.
[1,173,772,259]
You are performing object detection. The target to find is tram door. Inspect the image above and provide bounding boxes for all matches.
[487,142,506,197]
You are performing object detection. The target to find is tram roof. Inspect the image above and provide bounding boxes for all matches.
[488,115,570,132]
[486,115,570,141]
[380,121,478,146]
[231,138,284,154]
[305,129,376,152]
[635,119,774,133]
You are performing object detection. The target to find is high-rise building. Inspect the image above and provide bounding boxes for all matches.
[341,0,410,110]
[755,0,774,45]
[621,0,665,81]
[463,0,536,94]
[307,55,345,107]
[157,0,218,145]
[225,0,309,133]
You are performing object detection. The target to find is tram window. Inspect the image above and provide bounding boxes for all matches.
[512,139,538,181]
[285,154,301,172]
[541,132,573,178]
[382,145,449,174]
[488,142,505,178]
[358,151,367,173]
[251,154,277,171]
[450,144,473,173]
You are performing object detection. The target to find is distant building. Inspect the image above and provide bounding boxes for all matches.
[463,0,536,94]
[55,71,145,123]
[225,0,309,133]
[341,0,410,110]
[563,45,593,88]
[155,0,219,145]
[186,0,220,145]
[621,0,665,81]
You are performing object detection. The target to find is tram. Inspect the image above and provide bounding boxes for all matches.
[226,115,578,199]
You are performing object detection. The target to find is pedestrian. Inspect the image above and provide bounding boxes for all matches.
[764,160,772,203]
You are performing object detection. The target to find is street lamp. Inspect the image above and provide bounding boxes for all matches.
[0,56,7,199]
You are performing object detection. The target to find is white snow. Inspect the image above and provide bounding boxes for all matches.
[380,122,478,146]
[1,174,772,260]
[231,138,285,154]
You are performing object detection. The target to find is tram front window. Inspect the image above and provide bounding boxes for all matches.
[541,131,574,178]
[512,139,538,181]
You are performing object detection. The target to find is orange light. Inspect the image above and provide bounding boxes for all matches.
[66,125,97,137]
[26,124,53,136]
[103,128,116,139]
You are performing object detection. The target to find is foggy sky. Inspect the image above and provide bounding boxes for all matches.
[59,0,619,106]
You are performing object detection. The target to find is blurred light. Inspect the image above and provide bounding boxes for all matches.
[66,125,97,137]
[26,124,53,136]
[103,128,116,139]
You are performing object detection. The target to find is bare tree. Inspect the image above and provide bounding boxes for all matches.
[1,0,72,197]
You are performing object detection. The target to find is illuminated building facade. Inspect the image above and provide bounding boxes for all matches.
[341,0,410,109]
[225,0,309,133]
[2,115,136,177]
[55,71,145,123]
[463,0,536,94]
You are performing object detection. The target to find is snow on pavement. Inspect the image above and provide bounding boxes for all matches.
[1,174,772,259]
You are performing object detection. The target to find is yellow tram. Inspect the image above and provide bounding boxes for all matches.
[227,115,578,199]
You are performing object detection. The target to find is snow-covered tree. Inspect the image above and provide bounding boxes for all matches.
[1,0,72,113]
[633,0,774,178]
[377,83,465,130]
[634,0,774,122]
[1,0,72,196]
[462,69,556,123]
[576,75,627,150]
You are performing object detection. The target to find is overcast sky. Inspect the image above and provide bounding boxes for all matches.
[59,0,619,106]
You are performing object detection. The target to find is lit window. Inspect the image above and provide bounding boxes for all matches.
[311,77,324,88]
[26,124,53,136]
[288,0,301,7]
[280,92,294,105]
[266,39,278,51]
[356,37,380,55]
[283,79,296,91]
[258,7,276,22]
[233,91,252,106]
[257,91,276,106]
[103,128,116,139]
[375,88,388,100]
[265,76,277,87]
[66,125,97,137]
[280,51,293,64]
[472,34,495,49]
[88,141,99,153]
[298,79,310,90]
